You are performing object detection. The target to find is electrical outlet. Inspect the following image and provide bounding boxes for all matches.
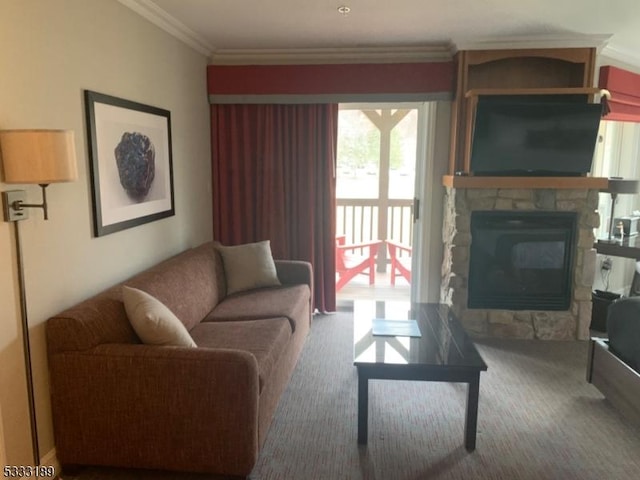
[601,257,613,271]
[2,190,28,222]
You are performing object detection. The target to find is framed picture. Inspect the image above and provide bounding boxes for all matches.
[84,90,174,237]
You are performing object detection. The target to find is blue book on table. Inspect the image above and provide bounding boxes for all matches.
[372,319,421,338]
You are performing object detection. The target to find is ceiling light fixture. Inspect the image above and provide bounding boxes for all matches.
[337,5,351,16]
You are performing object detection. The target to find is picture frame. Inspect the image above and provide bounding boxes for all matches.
[84,90,175,237]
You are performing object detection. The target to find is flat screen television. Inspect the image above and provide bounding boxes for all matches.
[470,99,602,176]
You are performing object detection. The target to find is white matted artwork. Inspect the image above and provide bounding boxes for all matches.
[85,90,174,237]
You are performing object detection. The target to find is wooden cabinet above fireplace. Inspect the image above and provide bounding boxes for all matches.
[445,47,607,189]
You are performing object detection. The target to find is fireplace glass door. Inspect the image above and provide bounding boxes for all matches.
[468,211,577,310]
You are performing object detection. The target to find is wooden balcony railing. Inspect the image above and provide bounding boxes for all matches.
[336,198,413,271]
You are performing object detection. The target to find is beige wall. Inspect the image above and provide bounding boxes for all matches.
[0,0,212,466]
[0,402,6,467]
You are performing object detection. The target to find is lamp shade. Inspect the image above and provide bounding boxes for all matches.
[601,178,640,195]
[0,129,78,184]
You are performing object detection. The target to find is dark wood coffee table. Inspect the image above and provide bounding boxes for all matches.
[353,301,488,451]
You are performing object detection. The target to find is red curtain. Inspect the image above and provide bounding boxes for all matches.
[211,103,338,312]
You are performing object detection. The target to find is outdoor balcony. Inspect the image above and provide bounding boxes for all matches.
[336,198,412,302]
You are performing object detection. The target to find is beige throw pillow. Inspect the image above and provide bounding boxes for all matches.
[217,240,281,295]
[122,286,196,347]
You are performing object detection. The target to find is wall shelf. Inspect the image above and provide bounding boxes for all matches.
[442,175,608,190]
[449,48,598,176]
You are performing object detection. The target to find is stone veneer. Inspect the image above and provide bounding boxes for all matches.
[441,187,600,340]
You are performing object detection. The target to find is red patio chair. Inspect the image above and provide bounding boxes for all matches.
[335,235,382,292]
[386,239,412,285]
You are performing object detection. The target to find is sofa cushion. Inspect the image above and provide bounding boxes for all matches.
[125,242,226,331]
[205,285,310,333]
[189,318,292,391]
[122,286,197,348]
[216,240,281,295]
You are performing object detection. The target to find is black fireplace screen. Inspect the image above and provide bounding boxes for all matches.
[468,211,577,310]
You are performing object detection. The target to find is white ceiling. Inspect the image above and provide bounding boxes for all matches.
[122,0,640,66]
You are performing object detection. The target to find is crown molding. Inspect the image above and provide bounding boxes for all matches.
[454,34,612,53]
[117,0,214,56]
[209,46,453,65]
[114,3,640,70]
[600,43,640,71]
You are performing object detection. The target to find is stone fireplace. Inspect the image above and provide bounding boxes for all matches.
[468,210,577,311]
[441,187,600,340]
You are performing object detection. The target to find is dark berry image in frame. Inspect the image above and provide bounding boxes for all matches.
[114,131,155,202]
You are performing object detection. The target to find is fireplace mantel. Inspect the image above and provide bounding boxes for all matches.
[442,175,608,190]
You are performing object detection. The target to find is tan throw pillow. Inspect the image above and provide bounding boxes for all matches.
[122,286,196,347]
[217,240,281,295]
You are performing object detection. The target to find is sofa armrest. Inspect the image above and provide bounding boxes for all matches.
[49,344,260,475]
[275,260,314,314]
[275,260,312,288]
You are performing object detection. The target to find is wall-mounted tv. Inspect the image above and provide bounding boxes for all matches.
[470,98,602,176]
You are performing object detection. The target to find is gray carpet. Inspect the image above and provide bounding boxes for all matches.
[64,311,640,480]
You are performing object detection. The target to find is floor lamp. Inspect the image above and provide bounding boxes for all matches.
[0,129,78,465]
[598,177,640,243]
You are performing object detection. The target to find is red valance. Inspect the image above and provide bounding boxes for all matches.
[599,65,640,123]
[207,62,454,102]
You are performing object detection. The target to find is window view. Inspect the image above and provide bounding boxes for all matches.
[336,109,417,200]
[592,120,640,240]
[336,109,381,199]
[389,110,417,200]
[335,105,418,297]
[592,119,640,295]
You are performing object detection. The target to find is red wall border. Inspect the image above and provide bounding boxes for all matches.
[207,62,454,96]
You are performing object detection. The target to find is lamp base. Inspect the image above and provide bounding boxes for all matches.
[2,190,28,222]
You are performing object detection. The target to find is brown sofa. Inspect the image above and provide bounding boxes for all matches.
[46,241,312,477]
